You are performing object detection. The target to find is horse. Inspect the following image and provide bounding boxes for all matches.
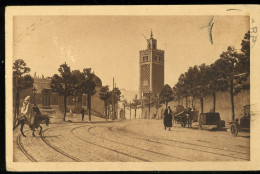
[13,106,50,137]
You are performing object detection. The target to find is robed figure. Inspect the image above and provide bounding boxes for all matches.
[164,105,173,130]
[20,96,36,126]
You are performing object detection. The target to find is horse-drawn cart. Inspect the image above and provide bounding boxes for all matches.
[230,105,250,136]
[199,112,225,130]
[174,105,198,128]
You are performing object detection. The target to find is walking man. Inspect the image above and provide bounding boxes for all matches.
[164,105,173,131]
[81,108,85,121]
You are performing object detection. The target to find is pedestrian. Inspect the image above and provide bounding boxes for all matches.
[70,109,73,117]
[164,105,173,131]
[81,108,85,121]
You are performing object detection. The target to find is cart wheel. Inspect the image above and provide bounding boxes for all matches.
[231,124,238,136]
[199,116,203,130]
[181,120,186,127]
[217,121,222,130]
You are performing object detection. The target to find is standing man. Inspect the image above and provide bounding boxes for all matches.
[164,105,173,131]
[81,108,85,121]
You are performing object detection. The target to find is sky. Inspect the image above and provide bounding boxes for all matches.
[13,15,249,91]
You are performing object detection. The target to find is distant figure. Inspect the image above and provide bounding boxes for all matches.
[164,105,173,131]
[81,108,85,121]
[70,109,73,117]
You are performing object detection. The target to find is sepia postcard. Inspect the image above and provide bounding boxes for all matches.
[5,5,260,171]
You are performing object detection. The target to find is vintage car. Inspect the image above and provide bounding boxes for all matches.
[230,105,250,136]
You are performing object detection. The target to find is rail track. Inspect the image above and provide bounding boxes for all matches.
[108,124,249,161]
[17,131,37,162]
[40,128,83,162]
[71,125,151,162]
[86,125,192,161]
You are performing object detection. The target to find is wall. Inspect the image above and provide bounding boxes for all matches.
[140,90,250,122]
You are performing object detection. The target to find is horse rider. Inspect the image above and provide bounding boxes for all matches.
[20,96,35,129]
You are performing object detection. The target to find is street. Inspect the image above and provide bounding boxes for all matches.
[13,116,250,162]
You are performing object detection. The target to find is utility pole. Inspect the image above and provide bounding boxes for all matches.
[141,92,143,119]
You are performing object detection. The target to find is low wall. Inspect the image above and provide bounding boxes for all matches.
[140,90,250,122]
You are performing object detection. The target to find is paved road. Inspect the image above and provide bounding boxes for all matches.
[13,118,250,162]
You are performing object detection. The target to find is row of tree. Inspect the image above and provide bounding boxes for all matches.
[120,84,174,119]
[99,85,121,120]
[173,31,250,121]
[50,62,122,121]
[123,31,250,121]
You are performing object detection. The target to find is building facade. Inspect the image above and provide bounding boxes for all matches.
[18,74,105,117]
[139,31,164,97]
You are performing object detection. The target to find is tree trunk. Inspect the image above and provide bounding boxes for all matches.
[185,96,188,108]
[123,105,125,119]
[105,101,107,119]
[130,108,131,119]
[88,94,91,121]
[63,95,67,121]
[135,109,136,119]
[200,97,203,114]
[212,93,216,113]
[74,96,76,107]
[192,97,194,108]
[230,78,235,121]
[14,90,20,127]
[148,106,150,119]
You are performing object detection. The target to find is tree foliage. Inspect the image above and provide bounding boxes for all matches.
[159,84,174,107]
[131,95,141,119]
[99,85,111,119]
[50,62,74,121]
[172,31,250,121]
[13,59,34,126]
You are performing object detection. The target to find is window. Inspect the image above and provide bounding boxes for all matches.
[159,57,161,61]
[143,56,149,62]
[155,56,157,61]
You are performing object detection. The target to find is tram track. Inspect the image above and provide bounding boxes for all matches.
[109,124,249,161]
[71,125,151,162]
[40,128,83,162]
[17,131,37,162]
[86,125,192,161]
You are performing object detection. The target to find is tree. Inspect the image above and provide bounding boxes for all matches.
[122,99,128,119]
[51,62,75,121]
[152,94,162,119]
[159,84,174,107]
[238,31,250,74]
[99,86,111,119]
[107,87,121,120]
[143,92,154,119]
[13,59,34,126]
[127,102,133,119]
[71,70,85,107]
[215,45,249,121]
[207,63,229,112]
[82,68,96,121]
[195,64,211,113]
[132,95,141,119]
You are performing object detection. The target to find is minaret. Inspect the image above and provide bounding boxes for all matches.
[139,31,165,97]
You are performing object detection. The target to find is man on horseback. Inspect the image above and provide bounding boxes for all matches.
[15,95,50,137]
[19,96,35,129]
